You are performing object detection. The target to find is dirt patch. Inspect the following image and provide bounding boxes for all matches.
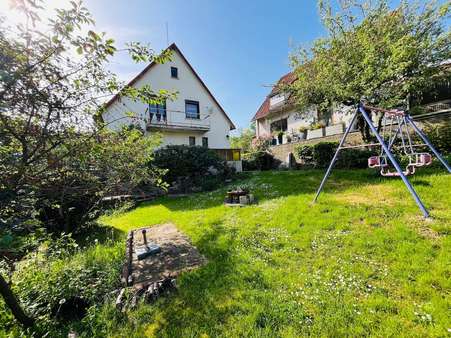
[333,184,398,206]
[408,216,441,240]
[125,223,206,290]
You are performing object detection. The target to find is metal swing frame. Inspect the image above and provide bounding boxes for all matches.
[313,101,451,218]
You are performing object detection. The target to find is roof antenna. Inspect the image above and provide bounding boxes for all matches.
[165,22,169,45]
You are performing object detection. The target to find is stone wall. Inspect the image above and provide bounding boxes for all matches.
[270,132,363,163]
[269,111,450,164]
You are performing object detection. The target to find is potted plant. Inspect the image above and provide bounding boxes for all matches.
[309,122,326,138]
[286,134,292,143]
[298,126,308,139]
[277,131,284,145]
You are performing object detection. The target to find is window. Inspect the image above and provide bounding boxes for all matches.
[171,67,178,78]
[189,136,196,146]
[202,137,208,148]
[270,118,288,132]
[185,100,200,119]
[149,100,166,121]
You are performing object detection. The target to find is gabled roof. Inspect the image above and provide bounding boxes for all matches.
[251,72,297,121]
[104,43,235,130]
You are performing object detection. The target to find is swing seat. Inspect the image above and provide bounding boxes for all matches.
[384,109,405,118]
[417,153,432,167]
[408,153,432,167]
[381,165,415,177]
[368,156,388,168]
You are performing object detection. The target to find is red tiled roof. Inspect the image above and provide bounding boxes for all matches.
[251,72,297,121]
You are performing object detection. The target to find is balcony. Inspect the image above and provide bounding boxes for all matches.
[269,93,285,111]
[146,110,210,132]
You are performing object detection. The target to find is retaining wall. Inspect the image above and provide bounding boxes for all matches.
[269,111,450,164]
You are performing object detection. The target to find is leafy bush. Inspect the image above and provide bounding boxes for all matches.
[423,123,451,155]
[153,145,233,191]
[11,237,123,335]
[297,145,314,165]
[1,128,163,234]
[296,142,377,169]
[311,142,337,167]
[242,151,280,171]
[337,148,376,169]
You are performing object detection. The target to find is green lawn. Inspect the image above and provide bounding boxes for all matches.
[97,168,450,337]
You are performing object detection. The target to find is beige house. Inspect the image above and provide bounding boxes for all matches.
[252,72,355,145]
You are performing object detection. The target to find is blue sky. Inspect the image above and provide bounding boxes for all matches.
[84,0,327,132]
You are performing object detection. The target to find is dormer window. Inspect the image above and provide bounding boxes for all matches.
[171,67,178,78]
[270,93,285,108]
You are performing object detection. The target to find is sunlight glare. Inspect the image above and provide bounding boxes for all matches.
[0,0,72,28]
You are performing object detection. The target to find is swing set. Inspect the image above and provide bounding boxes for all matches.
[313,101,451,218]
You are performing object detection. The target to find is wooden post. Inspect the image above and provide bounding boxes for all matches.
[0,273,34,328]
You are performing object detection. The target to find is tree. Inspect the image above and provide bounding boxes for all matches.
[289,0,451,141]
[0,0,175,230]
[230,123,256,154]
[0,0,173,326]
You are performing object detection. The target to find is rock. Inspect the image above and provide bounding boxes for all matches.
[239,195,249,205]
[208,166,219,175]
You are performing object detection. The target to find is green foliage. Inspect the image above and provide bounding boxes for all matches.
[153,145,232,191]
[1,128,163,234]
[242,151,280,171]
[290,0,451,136]
[296,142,376,168]
[0,1,169,234]
[423,122,451,155]
[2,169,451,336]
[11,235,123,335]
[311,142,337,167]
[230,126,255,153]
[96,169,449,337]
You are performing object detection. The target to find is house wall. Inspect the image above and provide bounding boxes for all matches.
[256,107,317,138]
[256,104,358,140]
[256,119,271,138]
[103,50,232,149]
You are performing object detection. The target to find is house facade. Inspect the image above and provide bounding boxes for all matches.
[252,72,355,145]
[103,43,236,150]
[253,68,451,146]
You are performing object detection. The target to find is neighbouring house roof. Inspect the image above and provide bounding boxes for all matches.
[103,43,236,130]
[251,72,297,121]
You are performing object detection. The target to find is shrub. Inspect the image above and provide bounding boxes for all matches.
[296,141,377,169]
[242,151,280,171]
[153,145,232,191]
[423,123,451,155]
[11,237,123,334]
[296,145,314,165]
[336,148,376,169]
[312,142,337,167]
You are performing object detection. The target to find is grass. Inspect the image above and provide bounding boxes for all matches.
[2,168,450,337]
[94,168,450,337]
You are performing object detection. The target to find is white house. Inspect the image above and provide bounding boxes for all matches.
[103,43,236,150]
[252,72,355,145]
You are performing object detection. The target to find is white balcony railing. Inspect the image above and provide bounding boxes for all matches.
[146,109,210,132]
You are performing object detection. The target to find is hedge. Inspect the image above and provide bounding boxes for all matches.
[295,142,377,169]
